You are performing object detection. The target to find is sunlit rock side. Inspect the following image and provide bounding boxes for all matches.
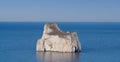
[36,22,81,52]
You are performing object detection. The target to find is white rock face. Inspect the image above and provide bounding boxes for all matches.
[36,22,81,52]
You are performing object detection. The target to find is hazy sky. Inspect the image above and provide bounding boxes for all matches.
[0,0,120,22]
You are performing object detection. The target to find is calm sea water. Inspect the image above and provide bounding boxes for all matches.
[0,22,120,62]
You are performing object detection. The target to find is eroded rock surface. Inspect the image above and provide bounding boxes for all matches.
[36,22,81,52]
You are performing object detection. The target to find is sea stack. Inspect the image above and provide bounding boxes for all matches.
[36,22,81,52]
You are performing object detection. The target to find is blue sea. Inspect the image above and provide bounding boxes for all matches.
[0,22,120,62]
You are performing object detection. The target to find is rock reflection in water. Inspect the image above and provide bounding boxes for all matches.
[36,52,80,62]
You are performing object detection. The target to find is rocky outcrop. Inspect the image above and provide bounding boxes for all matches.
[36,22,81,52]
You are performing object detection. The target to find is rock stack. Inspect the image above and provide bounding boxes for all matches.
[36,22,81,52]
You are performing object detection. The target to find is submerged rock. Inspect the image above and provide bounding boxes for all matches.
[36,22,81,52]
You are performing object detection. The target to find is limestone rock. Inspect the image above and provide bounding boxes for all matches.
[36,22,81,52]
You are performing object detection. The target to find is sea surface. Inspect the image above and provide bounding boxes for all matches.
[0,22,120,62]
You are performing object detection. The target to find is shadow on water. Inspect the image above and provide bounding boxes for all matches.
[36,52,80,62]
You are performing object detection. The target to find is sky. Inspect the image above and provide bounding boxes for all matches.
[0,0,120,22]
